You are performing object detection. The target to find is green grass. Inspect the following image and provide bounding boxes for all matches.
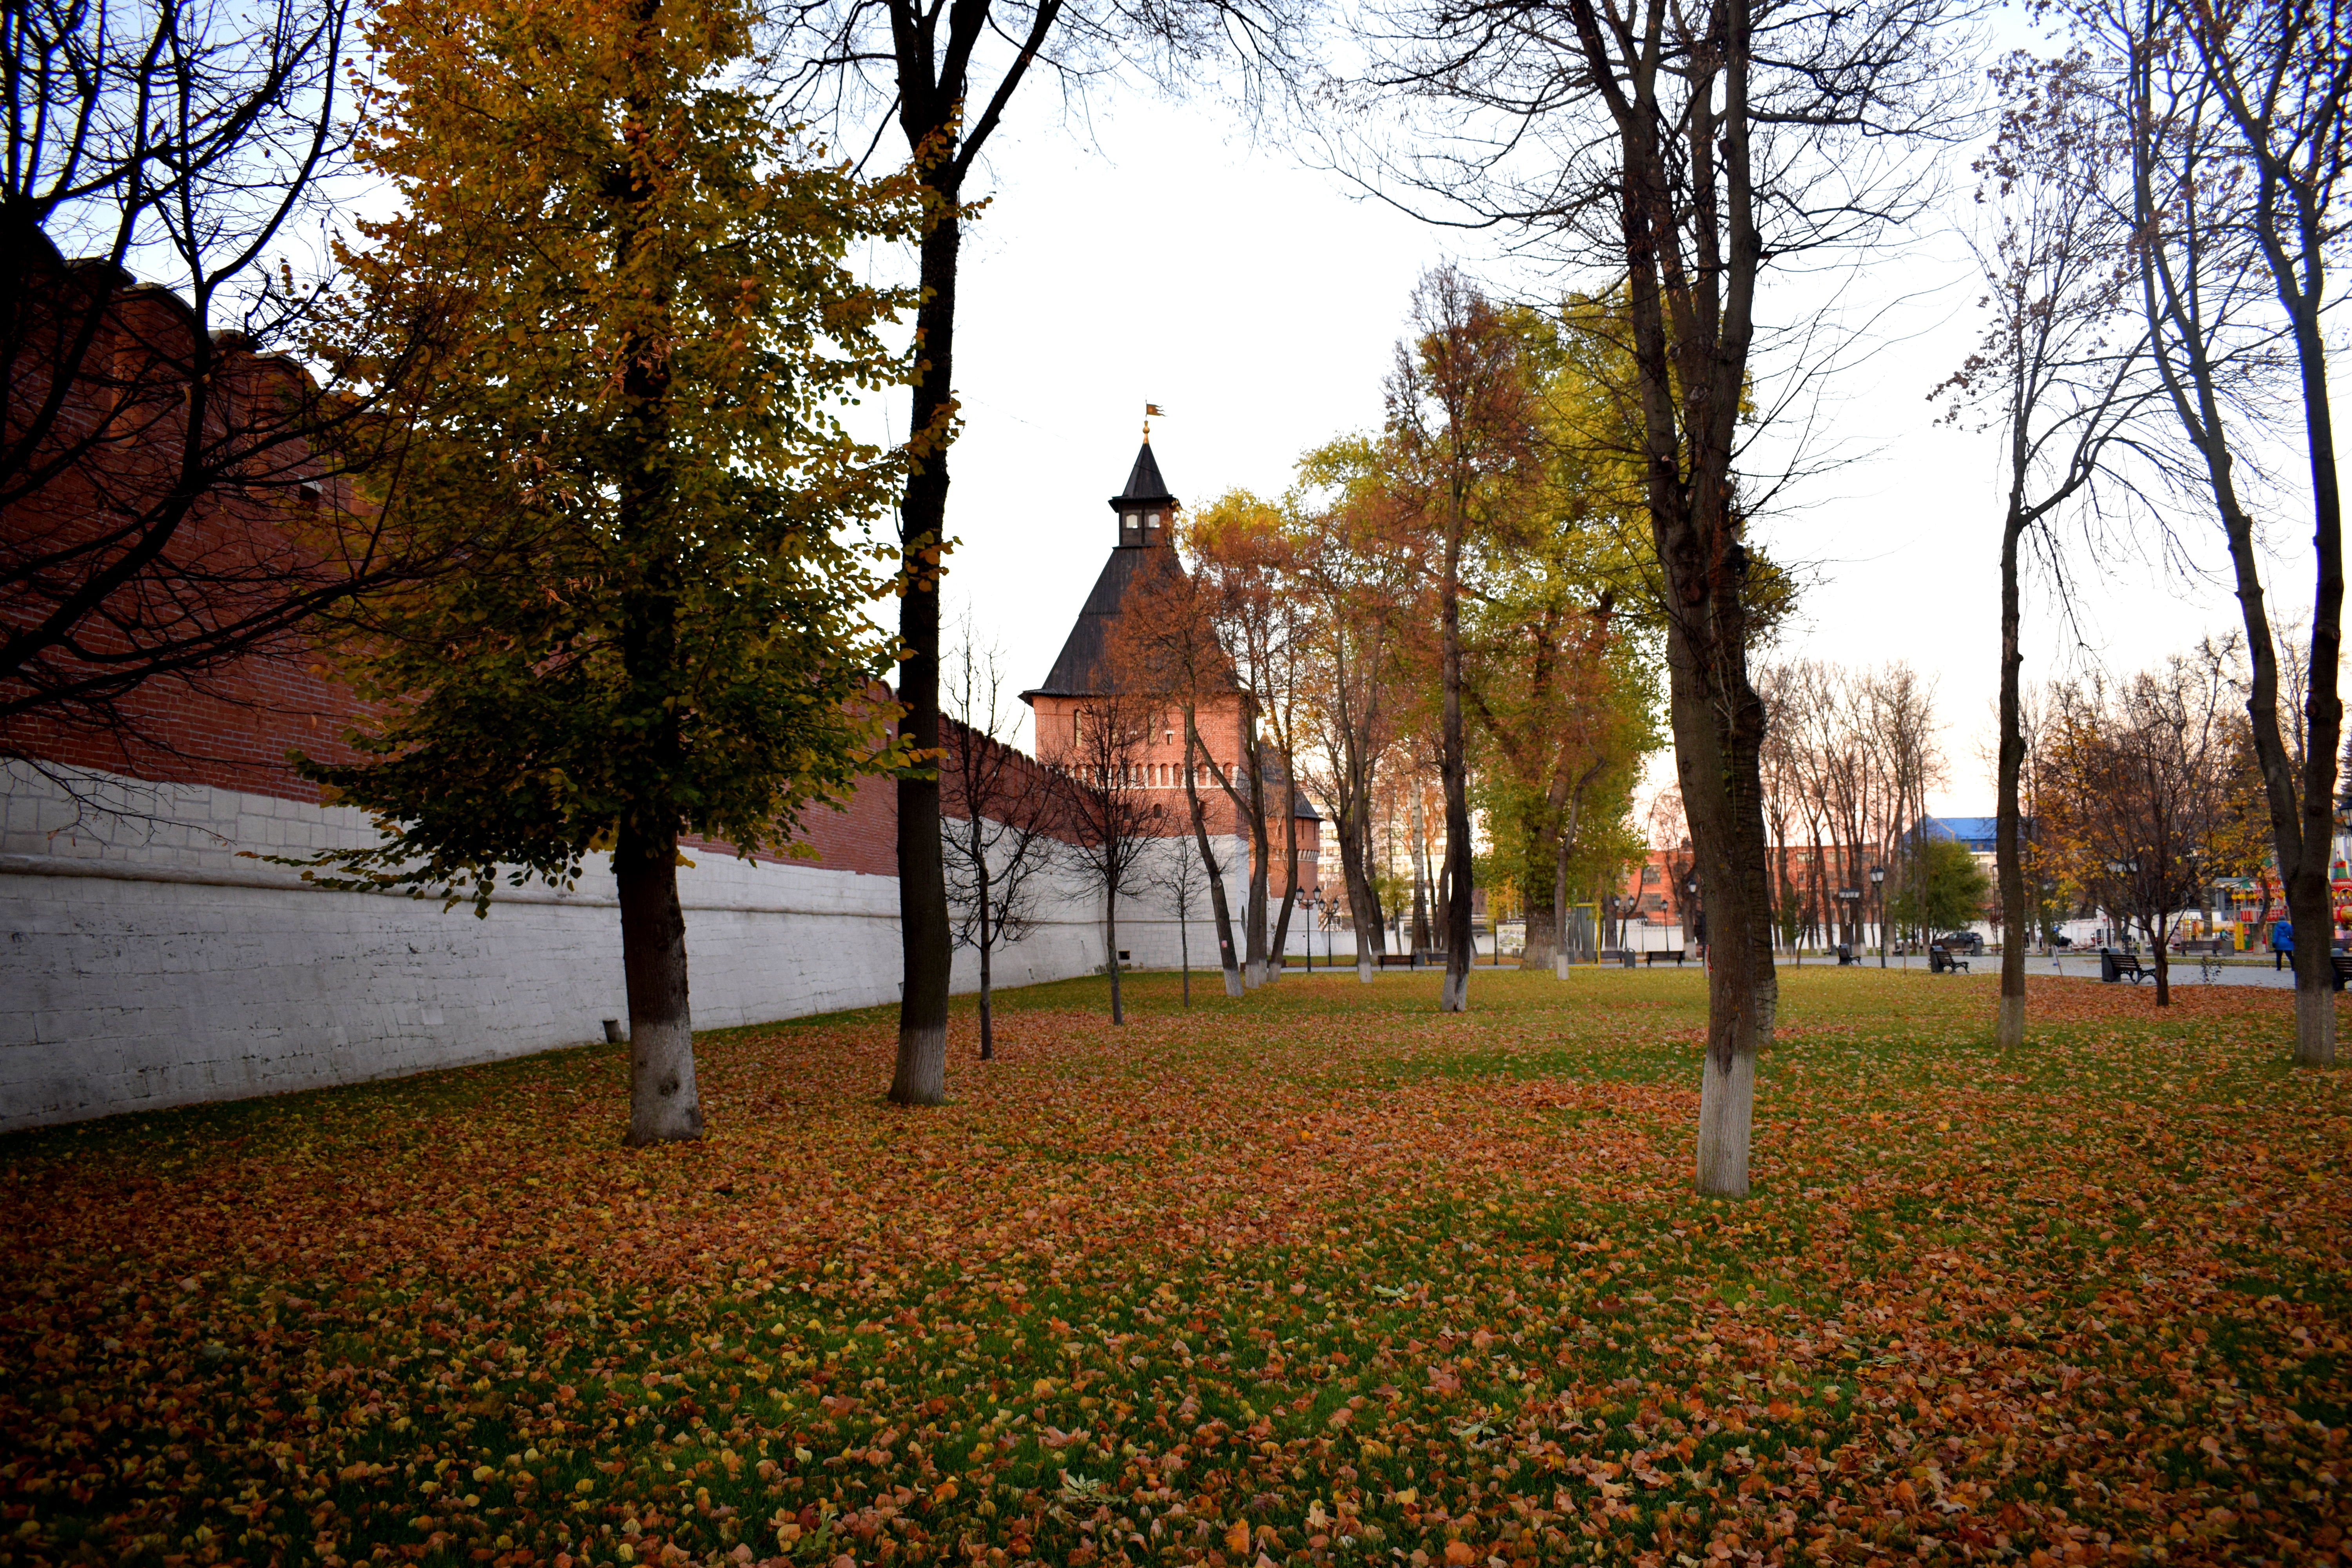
[1,967,2346,1568]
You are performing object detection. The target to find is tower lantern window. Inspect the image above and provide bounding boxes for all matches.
[1147,512,1161,527]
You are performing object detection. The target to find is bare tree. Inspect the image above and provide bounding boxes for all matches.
[2040,642,2266,1003]
[1043,687,1169,1025]
[1870,663,1945,948]
[1146,829,1210,1007]
[1936,47,2147,1046]
[768,0,1307,1107]
[2,0,441,776]
[2087,0,2348,1063]
[940,619,1059,1060]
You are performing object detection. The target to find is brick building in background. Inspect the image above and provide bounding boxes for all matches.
[1021,439,1321,900]
[1,256,1234,1131]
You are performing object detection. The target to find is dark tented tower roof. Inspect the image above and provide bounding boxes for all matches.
[1024,547,1183,699]
[1027,441,1185,701]
[1112,441,1176,511]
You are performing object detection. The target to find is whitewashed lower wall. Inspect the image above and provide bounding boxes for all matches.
[0,764,1250,1133]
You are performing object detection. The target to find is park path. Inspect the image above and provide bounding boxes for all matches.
[1773,950,2309,989]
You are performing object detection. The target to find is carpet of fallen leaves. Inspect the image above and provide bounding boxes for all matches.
[3,968,2348,1568]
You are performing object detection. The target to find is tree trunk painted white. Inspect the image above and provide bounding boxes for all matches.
[1358,952,1374,983]
[1694,1033,1755,1196]
[617,823,702,1146]
[1440,969,1468,1011]
[1996,991,2025,1052]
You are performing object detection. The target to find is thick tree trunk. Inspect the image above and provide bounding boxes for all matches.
[1588,0,1775,1195]
[889,189,961,1107]
[1344,783,1384,947]
[2223,477,2336,1064]
[1648,397,1778,1196]
[2132,51,2339,1069]
[1996,501,2029,1050]
[2286,334,2345,1068]
[1338,806,1379,982]
[2263,138,2347,1068]
[1523,905,1556,972]
[1679,643,1776,1196]
[607,128,698,1147]
[1694,1026,1754,1193]
[617,819,702,1146]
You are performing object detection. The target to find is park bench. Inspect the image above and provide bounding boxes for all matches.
[2100,947,2150,984]
[1642,949,1688,967]
[1377,951,1419,970]
[1929,944,1969,975]
[1835,945,1859,966]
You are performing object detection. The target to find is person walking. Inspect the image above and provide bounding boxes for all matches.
[2272,918,2294,972]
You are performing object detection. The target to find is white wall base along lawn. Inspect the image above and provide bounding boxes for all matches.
[0,762,1245,1133]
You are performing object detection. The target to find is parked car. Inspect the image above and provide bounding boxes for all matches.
[1936,931,1985,955]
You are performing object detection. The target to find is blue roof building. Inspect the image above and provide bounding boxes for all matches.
[1915,816,2000,853]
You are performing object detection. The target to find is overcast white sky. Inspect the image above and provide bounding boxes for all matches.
[888,44,2335,824]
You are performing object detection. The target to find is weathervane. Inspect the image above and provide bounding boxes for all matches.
[1143,401,1165,440]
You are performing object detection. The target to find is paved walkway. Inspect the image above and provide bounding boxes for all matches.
[1779,951,2310,989]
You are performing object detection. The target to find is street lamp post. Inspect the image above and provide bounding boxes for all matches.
[1869,864,1888,967]
[1303,887,1321,971]
[1681,872,1700,957]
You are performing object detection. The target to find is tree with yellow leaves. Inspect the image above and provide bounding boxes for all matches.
[298,0,922,1143]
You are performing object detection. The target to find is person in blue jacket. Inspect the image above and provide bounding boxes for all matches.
[2272,918,2294,971]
